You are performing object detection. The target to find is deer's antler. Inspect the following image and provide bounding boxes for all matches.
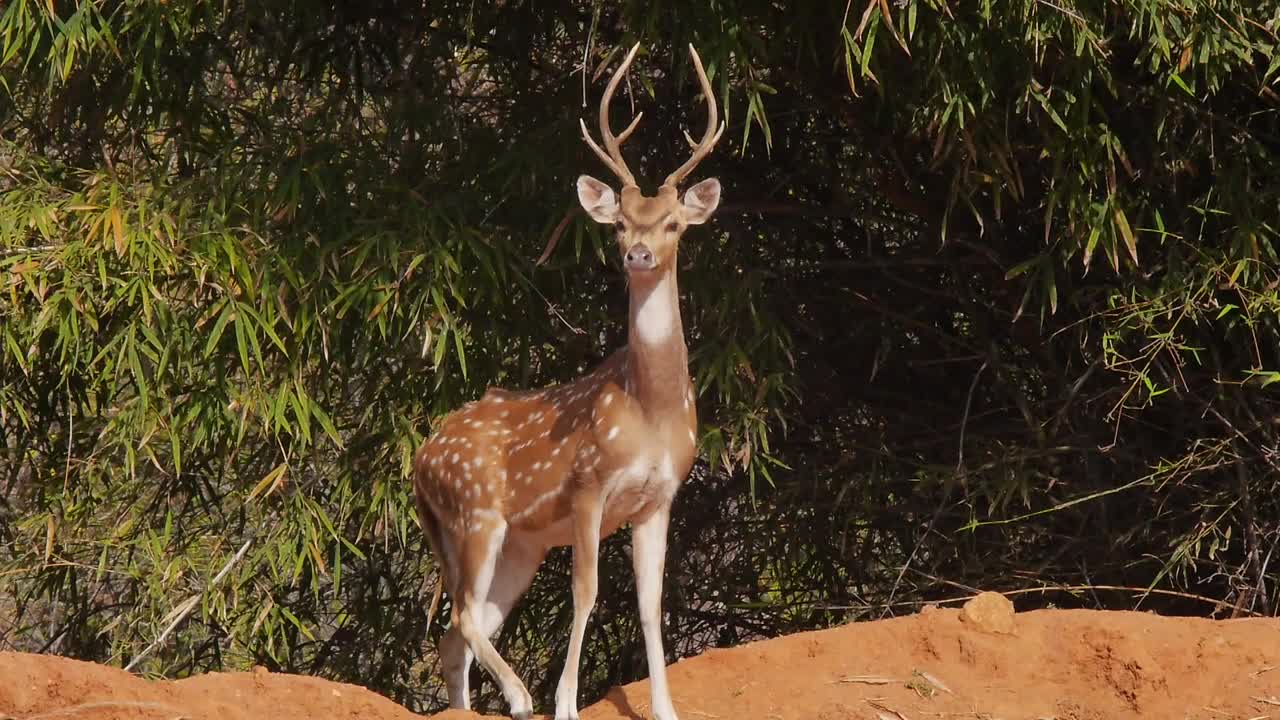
[580,43,643,188]
[663,44,726,189]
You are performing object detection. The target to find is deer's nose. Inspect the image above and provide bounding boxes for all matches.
[624,243,656,271]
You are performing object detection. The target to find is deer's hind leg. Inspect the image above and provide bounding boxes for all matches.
[439,608,472,709]
[452,513,538,719]
[415,486,475,710]
[440,527,545,713]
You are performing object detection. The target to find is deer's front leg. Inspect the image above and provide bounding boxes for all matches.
[555,497,603,720]
[632,505,678,720]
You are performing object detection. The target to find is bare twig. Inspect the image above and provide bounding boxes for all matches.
[63,385,73,495]
[867,699,910,720]
[124,538,254,672]
[536,208,579,266]
[1,244,60,256]
[956,357,990,473]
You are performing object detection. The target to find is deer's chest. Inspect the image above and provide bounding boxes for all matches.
[593,420,695,533]
[511,427,692,549]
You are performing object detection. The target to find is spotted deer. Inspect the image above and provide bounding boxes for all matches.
[412,43,724,720]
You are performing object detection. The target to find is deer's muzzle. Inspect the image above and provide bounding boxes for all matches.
[624,243,656,271]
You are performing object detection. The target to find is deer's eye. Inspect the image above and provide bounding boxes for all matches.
[614,221,626,233]
[665,222,680,233]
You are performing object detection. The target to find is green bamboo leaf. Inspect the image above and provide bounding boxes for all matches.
[842,27,859,95]
[244,314,265,373]
[278,606,315,641]
[239,302,287,356]
[1228,259,1247,286]
[1169,72,1195,97]
[204,301,233,358]
[1042,263,1058,315]
[127,330,148,404]
[234,311,251,374]
[432,324,449,368]
[311,402,343,448]
[453,326,468,379]
[861,13,878,76]
[1004,256,1041,280]
[403,252,427,279]
[5,329,29,374]
[170,423,182,476]
[1037,93,1070,134]
[289,386,312,444]
[332,543,342,594]
[1083,226,1101,270]
[272,384,290,431]
[312,504,340,543]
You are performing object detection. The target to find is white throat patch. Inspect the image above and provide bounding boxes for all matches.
[634,275,677,345]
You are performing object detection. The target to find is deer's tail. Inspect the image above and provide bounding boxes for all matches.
[412,449,450,637]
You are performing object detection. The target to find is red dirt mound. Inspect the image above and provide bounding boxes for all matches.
[3,598,1279,720]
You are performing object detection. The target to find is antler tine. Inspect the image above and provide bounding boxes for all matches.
[663,43,724,188]
[616,112,644,144]
[580,42,642,188]
[579,119,629,183]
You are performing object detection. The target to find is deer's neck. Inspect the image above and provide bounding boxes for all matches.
[625,270,690,419]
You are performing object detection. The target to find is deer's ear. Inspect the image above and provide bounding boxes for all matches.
[577,175,620,223]
[681,178,721,225]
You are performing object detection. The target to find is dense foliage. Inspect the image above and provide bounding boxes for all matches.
[3,0,1278,714]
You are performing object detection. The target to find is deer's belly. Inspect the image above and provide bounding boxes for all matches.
[512,515,575,550]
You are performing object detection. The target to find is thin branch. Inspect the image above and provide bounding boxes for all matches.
[956,357,990,473]
[1,245,60,257]
[124,537,254,672]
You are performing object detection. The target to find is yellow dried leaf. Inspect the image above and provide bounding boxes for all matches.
[1114,208,1138,265]
[248,463,289,501]
[110,207,126,256]
[44,515,56,564]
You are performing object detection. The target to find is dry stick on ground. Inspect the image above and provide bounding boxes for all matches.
[124,537,254,672]
[836,676,899,685]
[819,583,1263,617]
[27,701,192,719]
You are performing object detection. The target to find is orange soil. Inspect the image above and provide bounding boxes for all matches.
[3,598,1279,720]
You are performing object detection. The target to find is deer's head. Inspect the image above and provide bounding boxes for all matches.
[576,44,724,279]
